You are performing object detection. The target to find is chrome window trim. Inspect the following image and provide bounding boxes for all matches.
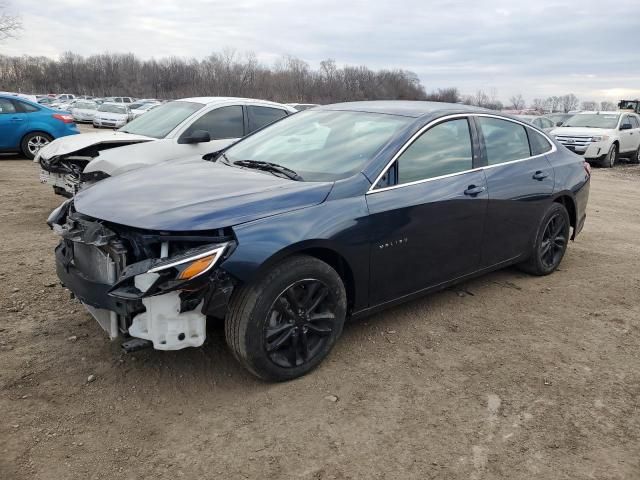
[367,113,557,195]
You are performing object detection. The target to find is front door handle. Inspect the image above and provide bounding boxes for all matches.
[533,170,549,181]
[10,117,24,122]
[464,185,485,196]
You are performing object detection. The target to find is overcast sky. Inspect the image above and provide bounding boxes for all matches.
[3,0,640,103]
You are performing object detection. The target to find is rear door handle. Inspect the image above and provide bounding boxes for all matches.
[532,170,549,181]
[464,185,485,196]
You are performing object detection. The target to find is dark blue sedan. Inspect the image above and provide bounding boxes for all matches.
[0,94,79,159]
[49,101,590,381]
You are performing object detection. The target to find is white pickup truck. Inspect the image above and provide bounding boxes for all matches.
[550,111,640,167]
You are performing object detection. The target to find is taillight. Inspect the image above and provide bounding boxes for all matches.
[52,113,74,124]
[583,161,591,177]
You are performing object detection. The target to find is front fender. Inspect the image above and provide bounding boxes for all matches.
[220,193,372,312]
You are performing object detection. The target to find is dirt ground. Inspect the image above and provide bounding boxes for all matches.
[1,149,639,480]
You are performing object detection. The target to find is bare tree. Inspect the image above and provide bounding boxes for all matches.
[561,94,579,113]
[0,2,20,41]
[600,101,616,111]
[509,94,526,110]
[0,50,428,102]
[425,87,460,103]
[581,101,597,111]
[531,98,547,113]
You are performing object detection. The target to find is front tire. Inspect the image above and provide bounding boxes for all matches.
[631,144,640,164]
[600,143,617,168]
[518,203,571,276]
[21,132,52,160]
[225,255,347,381]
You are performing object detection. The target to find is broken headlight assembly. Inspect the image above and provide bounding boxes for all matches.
[109,242,232,300]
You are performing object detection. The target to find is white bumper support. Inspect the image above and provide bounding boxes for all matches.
[128,274,206,350]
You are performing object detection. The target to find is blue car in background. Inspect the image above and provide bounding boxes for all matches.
[0,94,79,159]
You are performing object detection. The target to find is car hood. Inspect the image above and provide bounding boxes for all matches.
[95,112,127,120]
[36,131,154,161]
[82,138,236,176]
[74,158,334,231]
[550,127,614,136]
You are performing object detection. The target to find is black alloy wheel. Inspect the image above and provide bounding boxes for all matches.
[539,212,569,270]
[226,255,346,381]
[264,279,337,368]
[518,202,571,276]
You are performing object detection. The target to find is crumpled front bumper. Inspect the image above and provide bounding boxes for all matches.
[51,203,235,350]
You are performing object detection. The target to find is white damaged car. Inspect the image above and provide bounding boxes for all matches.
[37,97,296,196]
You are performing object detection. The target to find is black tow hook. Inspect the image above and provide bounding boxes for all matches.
[121,338,153,353]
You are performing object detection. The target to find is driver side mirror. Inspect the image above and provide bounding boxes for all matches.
[556,121,564,127]
[620,124,632,131]
[178,129,211,144]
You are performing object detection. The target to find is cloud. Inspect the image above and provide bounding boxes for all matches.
[3,0,640,102]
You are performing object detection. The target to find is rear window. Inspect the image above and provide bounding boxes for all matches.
[527,128,553,156]
[247,106,288,133]
[477,117,530,165]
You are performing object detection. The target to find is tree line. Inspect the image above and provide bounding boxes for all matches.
[0,50,433,103]
[0,48,616,112]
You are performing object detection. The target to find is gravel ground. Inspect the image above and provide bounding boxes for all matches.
[1,150,639,480]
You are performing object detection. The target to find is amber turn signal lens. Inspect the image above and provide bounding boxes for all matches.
[177,254,217,280]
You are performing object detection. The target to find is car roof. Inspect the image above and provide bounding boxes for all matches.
[575,111,620,115]
[317,100,488,118]
[178,97,293,109]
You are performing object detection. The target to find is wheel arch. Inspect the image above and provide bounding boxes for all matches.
[20,129,54,145]
[241,240,358,313]
[552,193,577,239]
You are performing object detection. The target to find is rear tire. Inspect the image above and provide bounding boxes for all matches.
[517,203,571,276]
[600,143,617,168]
[225,255,347,381]
[20,132,52,160]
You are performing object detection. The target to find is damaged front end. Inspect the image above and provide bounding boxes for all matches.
[38,138,151,197]
[49,201,236,351]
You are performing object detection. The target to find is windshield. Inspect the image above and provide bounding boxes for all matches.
[99,104,126,114]
[119,101,203,138]
[74,102,96,110]
[223,110,412,181]
[564,114,619,129]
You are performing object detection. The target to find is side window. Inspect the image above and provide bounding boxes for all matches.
[541,118,554,129]
[477,117,530,165]
[183,105,244,140]
[395,118,473,185]
[532,118,543,128]
[247,106,288,133]
[16,101,39,113]
[0,98,16,113]
[527,127,553,156]
[621,116,632,129]
[630,116,640,129]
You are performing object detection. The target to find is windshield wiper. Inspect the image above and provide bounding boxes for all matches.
[233,160,304,181]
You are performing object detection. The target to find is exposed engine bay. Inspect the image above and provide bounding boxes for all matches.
[49,201,236,352]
